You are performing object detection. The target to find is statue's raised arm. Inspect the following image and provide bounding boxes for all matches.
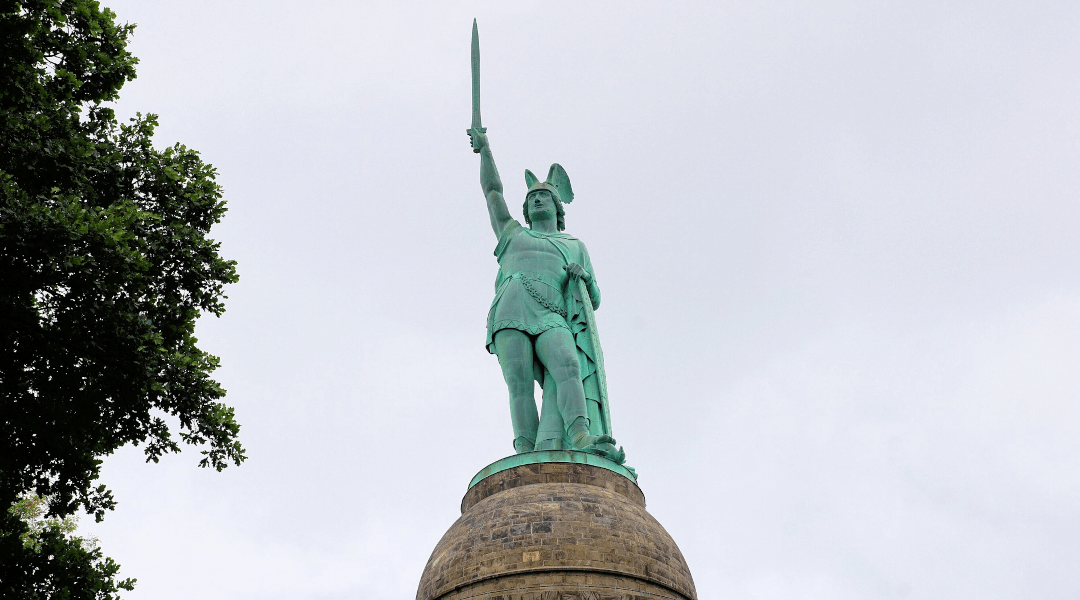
[469,129,512,237]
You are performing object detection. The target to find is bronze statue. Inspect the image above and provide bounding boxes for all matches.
[467,21,624,463]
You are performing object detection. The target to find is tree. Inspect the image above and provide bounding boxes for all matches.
[0,1,244,596]
[4,494,134,598]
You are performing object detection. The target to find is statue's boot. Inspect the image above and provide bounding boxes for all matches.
[566,417,625,464]
[589,443,626,464]
[513,436,535,454]
[565,416,613,447]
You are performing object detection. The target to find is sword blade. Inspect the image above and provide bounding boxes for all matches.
[470,19,483,131]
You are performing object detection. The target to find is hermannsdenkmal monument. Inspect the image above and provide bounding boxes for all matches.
[415,21,697,600]
[471,123,624,464]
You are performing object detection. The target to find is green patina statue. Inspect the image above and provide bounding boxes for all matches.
[466,21,625,464]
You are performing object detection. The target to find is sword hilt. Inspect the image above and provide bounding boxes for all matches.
[467,126,488,154]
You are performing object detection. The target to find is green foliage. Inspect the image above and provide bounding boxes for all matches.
[4,495,135,600]
[10,494,84,552]
[1,0,243,596]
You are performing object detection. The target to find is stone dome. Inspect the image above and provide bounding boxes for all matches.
[416,459,697,600]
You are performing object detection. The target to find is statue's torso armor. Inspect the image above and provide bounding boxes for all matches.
[485,220,591,352]
[498,229,571,287]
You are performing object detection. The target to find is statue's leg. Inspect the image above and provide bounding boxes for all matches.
[493,328,539,453]
[535,328,615,451]
[534,371,564,450]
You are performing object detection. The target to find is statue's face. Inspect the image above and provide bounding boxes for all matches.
[527,190,556,222]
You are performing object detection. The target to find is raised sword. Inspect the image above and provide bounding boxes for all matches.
[468,18,486,150]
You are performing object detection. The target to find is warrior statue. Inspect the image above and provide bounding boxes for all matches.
[466,22,624,463]
[468,131,624,463]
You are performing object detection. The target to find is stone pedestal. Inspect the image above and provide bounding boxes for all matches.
[416,453,697,600]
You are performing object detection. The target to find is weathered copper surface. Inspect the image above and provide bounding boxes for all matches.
[468,21,625,464]
[466,450,638,492]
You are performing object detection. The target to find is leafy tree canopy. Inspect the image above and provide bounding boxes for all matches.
[4,494,135,598]
[1,0,243,596]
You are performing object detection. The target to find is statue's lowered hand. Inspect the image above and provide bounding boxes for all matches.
[564,262,591,283]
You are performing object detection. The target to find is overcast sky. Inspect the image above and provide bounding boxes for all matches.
[83,2,1080,599]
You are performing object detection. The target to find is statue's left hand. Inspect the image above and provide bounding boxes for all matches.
[564,262,591,283]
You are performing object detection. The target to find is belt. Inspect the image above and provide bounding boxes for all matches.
[506,271,567,317]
